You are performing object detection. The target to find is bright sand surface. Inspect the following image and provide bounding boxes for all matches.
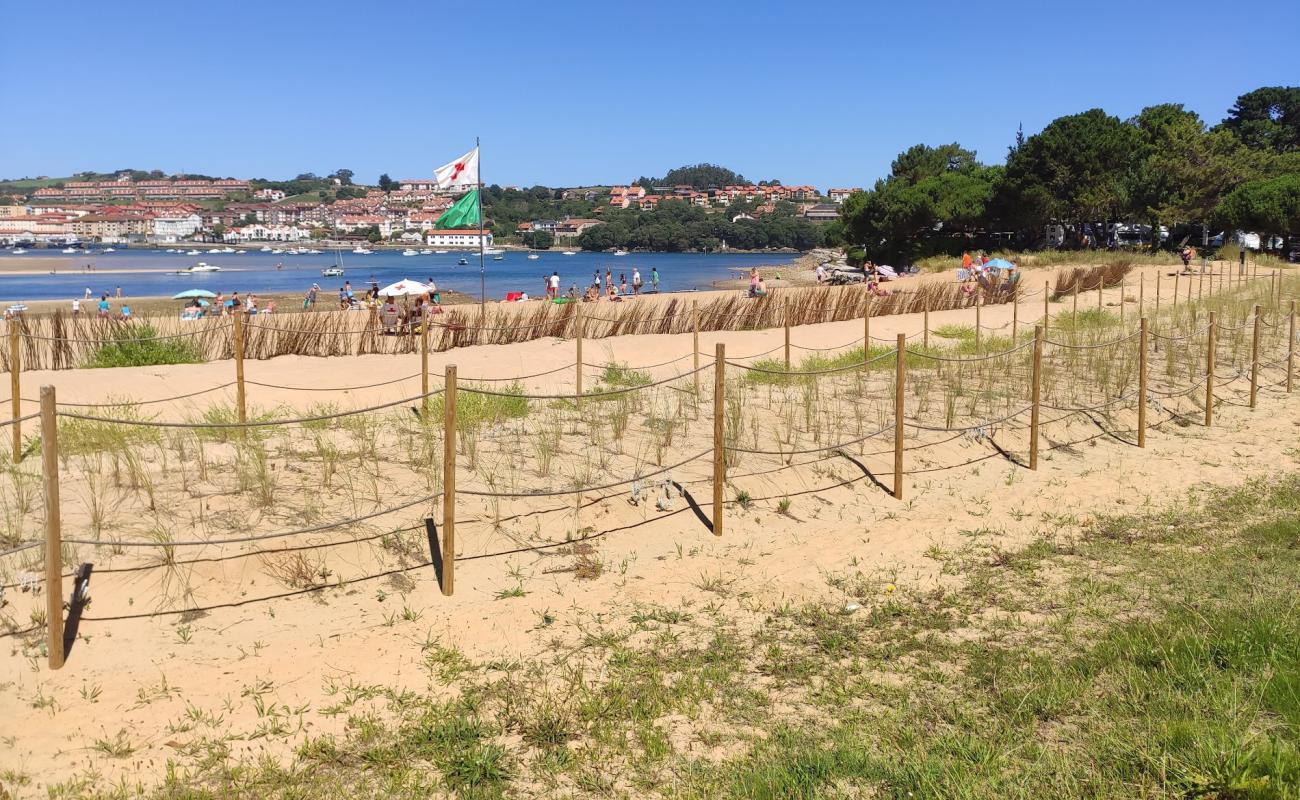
[1,260,1287,792]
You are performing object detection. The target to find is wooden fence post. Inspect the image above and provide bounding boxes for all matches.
[1198,269,1204,303]
[1139,274,1145,318]
[9,322,19,463]
[233,312,247,426]
[1073,281,1079,316]
[712,343,725,537]
[692,301,700,396]
[893,333,905,499]
[923,305,929,349]
[1119,276,1126,325]
[1011,284,1019,341]
[975,294,982,353]
[575,304,584,408]
[1155,272,1162,317]
[783,313,791,370]
[420,315,430,415]
[1187,270,1192,305]
[1043,281,1050,334]
[1138,318,1148,448]
[1030,325,1042,470]
[441,365,456,595]
[1097,275,1103,312]
[1205,312,1216,427]
[1250,304,1261,409]
[863,298,871,361]
[41,386,63,670]
[1289,300,1296,394]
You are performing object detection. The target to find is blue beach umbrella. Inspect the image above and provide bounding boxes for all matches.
[172,289,218,299]
[985,258,1015,269]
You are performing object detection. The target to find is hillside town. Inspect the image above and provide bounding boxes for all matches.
[0,172,856,248]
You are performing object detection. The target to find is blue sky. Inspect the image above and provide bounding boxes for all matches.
[1,0,1295,189]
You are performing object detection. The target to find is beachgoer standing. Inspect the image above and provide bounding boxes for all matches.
[84,287,92,299]
[651,267,660,292]
[115,286,122,298]
[961,252,972,270]
[549,271,560,299]
[605,269,613,293]
[815,263,826,283]
[749,268,760,298]
[632,268,642,295]
[71,298,81,316]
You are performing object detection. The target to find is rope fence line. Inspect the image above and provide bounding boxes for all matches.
[56,386,446,429]
[247,373,421,392]
[458,450,710,498]
[728,350,895,377]
[459,362,710,401]
[904,405,1033,432]
[907,340,1035,363]
[725,425,892,456]
[16,322,234,344]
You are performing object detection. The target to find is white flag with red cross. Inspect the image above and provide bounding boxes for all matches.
[434,147,480,191]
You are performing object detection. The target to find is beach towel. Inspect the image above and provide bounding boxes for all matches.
[877,265,897,281]
[505,291,524,302]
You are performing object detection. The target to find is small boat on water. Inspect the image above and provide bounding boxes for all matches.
[104,247,116,252]
[493,254,504,261]
[527,251,540,260]
[401,248,419,256]
[61,247,77,254]
[434,250,448,254]
[271,248,284,254]
[259,246,273,252]
[457,257,469,265]
[614,249,628,256]
[563,251,576,256]
[308,249,323,254]
[208,248,223,254]
[173,262,222,274]
[419,249,433,255]
[11,248,26,254]
[352,247,373,255]
[322,267,345,277]
[186,249,201,255]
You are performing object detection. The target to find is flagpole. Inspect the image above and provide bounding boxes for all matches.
[476,136,485,319]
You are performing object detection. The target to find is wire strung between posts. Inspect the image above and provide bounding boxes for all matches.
[60,490,443,549]
[459,362,710,400]
[581,351,696,372]
[726,424,892,456]
[582,309,683,324]
[56,386,446,429]
[0,412,39,429]
[17,322,234,344]
[906,339,1035,363]
[1040,389,1138,413]
[458,449,710,498]
[904,405,1032,432]
[1146,374,1209,398]
[247,373,421,392]
[463,362,581,382]
[36,382,240,408]
[727,349,896,376]
[1148,323,1213,342]
[789,338,869,353]
[0,540,41,558]
[1043,330,1141,350]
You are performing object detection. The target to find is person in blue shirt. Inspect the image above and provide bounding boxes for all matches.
[98,295,111,318]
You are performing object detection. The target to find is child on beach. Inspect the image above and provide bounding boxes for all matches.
[632,268,642,295]
[619,274,628,295]
[651,267,660,292]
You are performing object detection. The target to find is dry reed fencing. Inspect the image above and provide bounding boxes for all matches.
[3,276,1053,372]
[2,268,1296,673]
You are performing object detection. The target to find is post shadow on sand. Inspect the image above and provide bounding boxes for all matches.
[423,516,445,591]
[62,563,94,662]
[835,452,893,496]
[671,481,715,534]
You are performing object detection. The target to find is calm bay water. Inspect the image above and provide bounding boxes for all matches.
[0,248,798,303]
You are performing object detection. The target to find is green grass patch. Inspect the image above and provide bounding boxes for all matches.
[429,382,529,431]
[82,324,203,369]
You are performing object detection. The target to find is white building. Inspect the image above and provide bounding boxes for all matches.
[229,224,311,242]
[151,213,203,242]
[425,229,493,248]
[254,188,286,201]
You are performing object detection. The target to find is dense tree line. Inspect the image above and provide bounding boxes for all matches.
[576,201,822,252]
[838,86,1300,263]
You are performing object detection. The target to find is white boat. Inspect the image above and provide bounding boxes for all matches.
[259,246,273,252]
[308,249,323,254]
[434,250,448,254]
[104,247,116,253]
[322,267,345,277]
[401,248,419,256]
[208,248,222,254]
[61,247,77,254]
[563,251,576,256]
[614,249,628,256]
[11,248,26,254]
[173,262,222,274]
[186,249,201,255]
[419,249,433,255]
[493,254,505,261]
[271,248,284,254]
[527,252,540,260]
[457,257,469,265]
[484,247,505,255]
[352,247,373,255]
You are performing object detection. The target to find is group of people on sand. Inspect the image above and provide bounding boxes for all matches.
[328,277,442,312]
[71,294,132,320]
[579,267,660,302]
[378,292,443,335]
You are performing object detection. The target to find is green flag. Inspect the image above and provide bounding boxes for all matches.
[436,189,480,228]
